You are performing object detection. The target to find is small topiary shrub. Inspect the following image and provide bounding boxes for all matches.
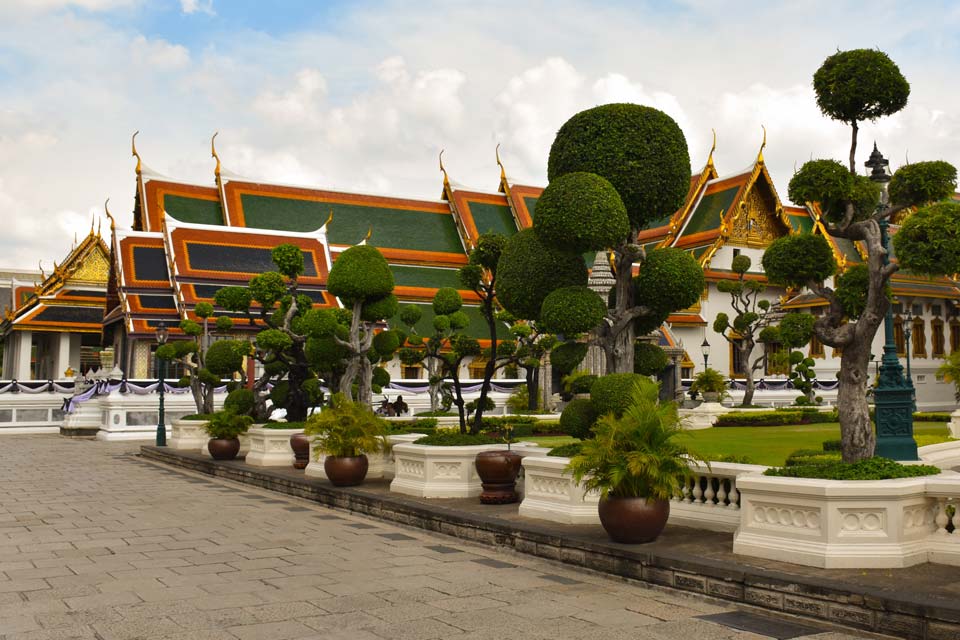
[712,453,756,464]
[634,342,669,376]
[413,432,499,446]
[551,342,589,375]
[569,373,597,395]
[590,373,648,417]
[547,442,584,458]
[785,449,841,467]
[822,439,842,452]
[183,413,216,421]
[766,457,941,480]
[559,398,598,440]
[223,388,255,416]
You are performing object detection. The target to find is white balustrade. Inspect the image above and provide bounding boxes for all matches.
[670,462,767,532]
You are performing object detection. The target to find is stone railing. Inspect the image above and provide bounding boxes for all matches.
[519,456,765,531]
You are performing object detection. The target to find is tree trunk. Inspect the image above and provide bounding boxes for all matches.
[607,323,635,374]
[427,359,439,413]
[202,384,215,415]
[450,371,467,433]
[837,343,875,462]
[471,292,499,431]
[742,376,756,408]
[740,342,755,407]
[525,366,539,411]
[848,120,859,175]
[357,354,373,407]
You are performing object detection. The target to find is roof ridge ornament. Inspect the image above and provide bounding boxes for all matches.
[320,209,333,233]
[707,129,717,169]
[496,143,506,183]
[439,149,450,191]
[757,125,767,165]
[104,198,116,233]
[360,225,373,246]
[131,131,142,176]
[211,132,221,178]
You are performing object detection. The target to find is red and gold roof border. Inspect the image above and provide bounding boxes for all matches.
[142,179,220,233]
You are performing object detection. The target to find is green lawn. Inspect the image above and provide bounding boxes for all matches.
[524,422,952,467]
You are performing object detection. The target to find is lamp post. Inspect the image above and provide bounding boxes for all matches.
[700,338,711,371]
[155,322,168,447]
[904,305,913,383]
[867,144,918,460]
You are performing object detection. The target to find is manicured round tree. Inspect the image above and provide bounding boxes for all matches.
[536,103,700,374]
[550,342,589,375]
[327,245,396,404]
[590,373,647,417]
[634,342,669,377]
[496,228,588,321]
[534,172,629,253]
[539,286,606,336]
[813,49,909,172]
[560,398,598,440]
[762,235,837,289]
[894,202,960,276]
[548,103,690,229]
[634,248,705,319]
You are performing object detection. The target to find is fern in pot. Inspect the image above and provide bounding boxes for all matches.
[304,393,389,486]
[566,379,707,543]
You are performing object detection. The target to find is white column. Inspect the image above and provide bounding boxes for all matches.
[14,331,32,380]
[53,333,71,379]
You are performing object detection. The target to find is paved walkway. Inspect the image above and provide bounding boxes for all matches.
[0,437,877,640]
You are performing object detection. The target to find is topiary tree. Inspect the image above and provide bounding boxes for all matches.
[711,254,780,407]
[560,397,598,440]
[633,342,669,377]
[589,372,647,417]
[155,302,247,415]
[531,103,704,374]
[764,312,817,404]
[326,245,397,405]
[764,48,957,462]
[213,244,339,422]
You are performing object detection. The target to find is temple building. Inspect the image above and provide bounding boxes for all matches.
[1,228,110,380]
[8,131,960,409]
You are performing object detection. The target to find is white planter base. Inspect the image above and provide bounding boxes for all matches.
[306,434,426,480]
[168,419,208,451]
[245,427,301,467]
[680,402,725,430]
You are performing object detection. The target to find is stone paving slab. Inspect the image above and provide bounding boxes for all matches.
[0,436,885,640]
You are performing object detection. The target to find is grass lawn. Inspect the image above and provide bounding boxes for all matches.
[524,422,952,467]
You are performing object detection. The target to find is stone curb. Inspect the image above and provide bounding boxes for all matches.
[140,445,960,640]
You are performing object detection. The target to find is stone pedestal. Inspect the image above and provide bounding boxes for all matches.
[168,418,209,451]
[680,402,725,430]
[950,409,960,438]
[306,433,425,480]
[95,391,197,441]
[245,427,301,467]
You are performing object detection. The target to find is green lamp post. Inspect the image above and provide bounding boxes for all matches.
[155,322,168,447]
[867,144,918,460]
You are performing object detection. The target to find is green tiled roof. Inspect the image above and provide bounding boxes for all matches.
[164,195,224,226]
[390,264,462,290]
[524,196,538,218]
[468,201,517,236]
[833,237,862,263]
[787,214,814,235]
[240,194,463,254]
[683,186,739,236]
[389,302,510,340]
[690,245,712,261]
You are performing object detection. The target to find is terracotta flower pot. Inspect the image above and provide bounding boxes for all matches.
[597,496,670,544]
[289,433,311,470]
[475,450,523,504]
[208,437,240,461]
[323,455,369,487]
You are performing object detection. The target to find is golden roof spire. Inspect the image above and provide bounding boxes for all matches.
[320,209,333,232]
[707,129,717,169]
[104,198,116,233]
[495,143,506,183]
[439,149,450,191]
[757,125,767,165]
[131,131,142,175]
[211,132,221,178]
[360,225,373,246]
[38,261,45,280]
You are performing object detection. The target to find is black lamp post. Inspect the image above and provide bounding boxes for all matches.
[155,322,168,447]
[700,338,711,371]
[904,304,914,383]
[867,144,918,460]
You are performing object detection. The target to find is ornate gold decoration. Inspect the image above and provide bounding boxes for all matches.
[132,131,142,175]
[68,246,111,284]
[439,149,450,193]
[104,198,116,233]
[728,187,784,247]
[360,225,373,245]
[707,129,717,169]
[496,143,506,184]
[757,125,767,164]
[211,131,221,178]
[3,306,12,321]
[320,209,334,232]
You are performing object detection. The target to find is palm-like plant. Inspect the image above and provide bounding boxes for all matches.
[938,352,960,403]
[566,379,707,499]
[304,393,389,458]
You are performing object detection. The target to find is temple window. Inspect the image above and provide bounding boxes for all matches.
[764,342,786,375]
[950,320,960,353]
[468,359,488,379]
[894,316,906,356]
[730,338,747,377]
[932,318,946,358]
[401,365,422,380]
[913,317,927,358]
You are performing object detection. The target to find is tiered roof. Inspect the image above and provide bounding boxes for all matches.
[2,228,110,335]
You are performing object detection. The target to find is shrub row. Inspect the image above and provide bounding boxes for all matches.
[714,409,838,427]
[413,432,499,446]
[765,457,941,480]
[547,442,583,458]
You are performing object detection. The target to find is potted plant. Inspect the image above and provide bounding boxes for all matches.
[304,393,389,486]
[566,379,707,544]
[690,368,727,403]
[204,410,253,460]
[474,422,522,504]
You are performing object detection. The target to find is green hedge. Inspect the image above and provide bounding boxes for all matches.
[714,409,839,427]
[385,418,439,434]
[547,442,583,458]
[182,413,216,421]
[914,412,952,422]
[765,457,941,480]
[413,432,498,446]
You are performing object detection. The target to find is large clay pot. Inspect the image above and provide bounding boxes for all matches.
[324,455,369,487]
[289,433,311,470]
[475,450,523,504]
[208,437,240,461]
[597,496,670,544]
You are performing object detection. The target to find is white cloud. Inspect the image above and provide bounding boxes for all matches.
[180,0,215,16]
[129,35,190,70]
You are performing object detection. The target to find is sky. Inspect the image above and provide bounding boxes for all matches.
[0,0,958,272]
